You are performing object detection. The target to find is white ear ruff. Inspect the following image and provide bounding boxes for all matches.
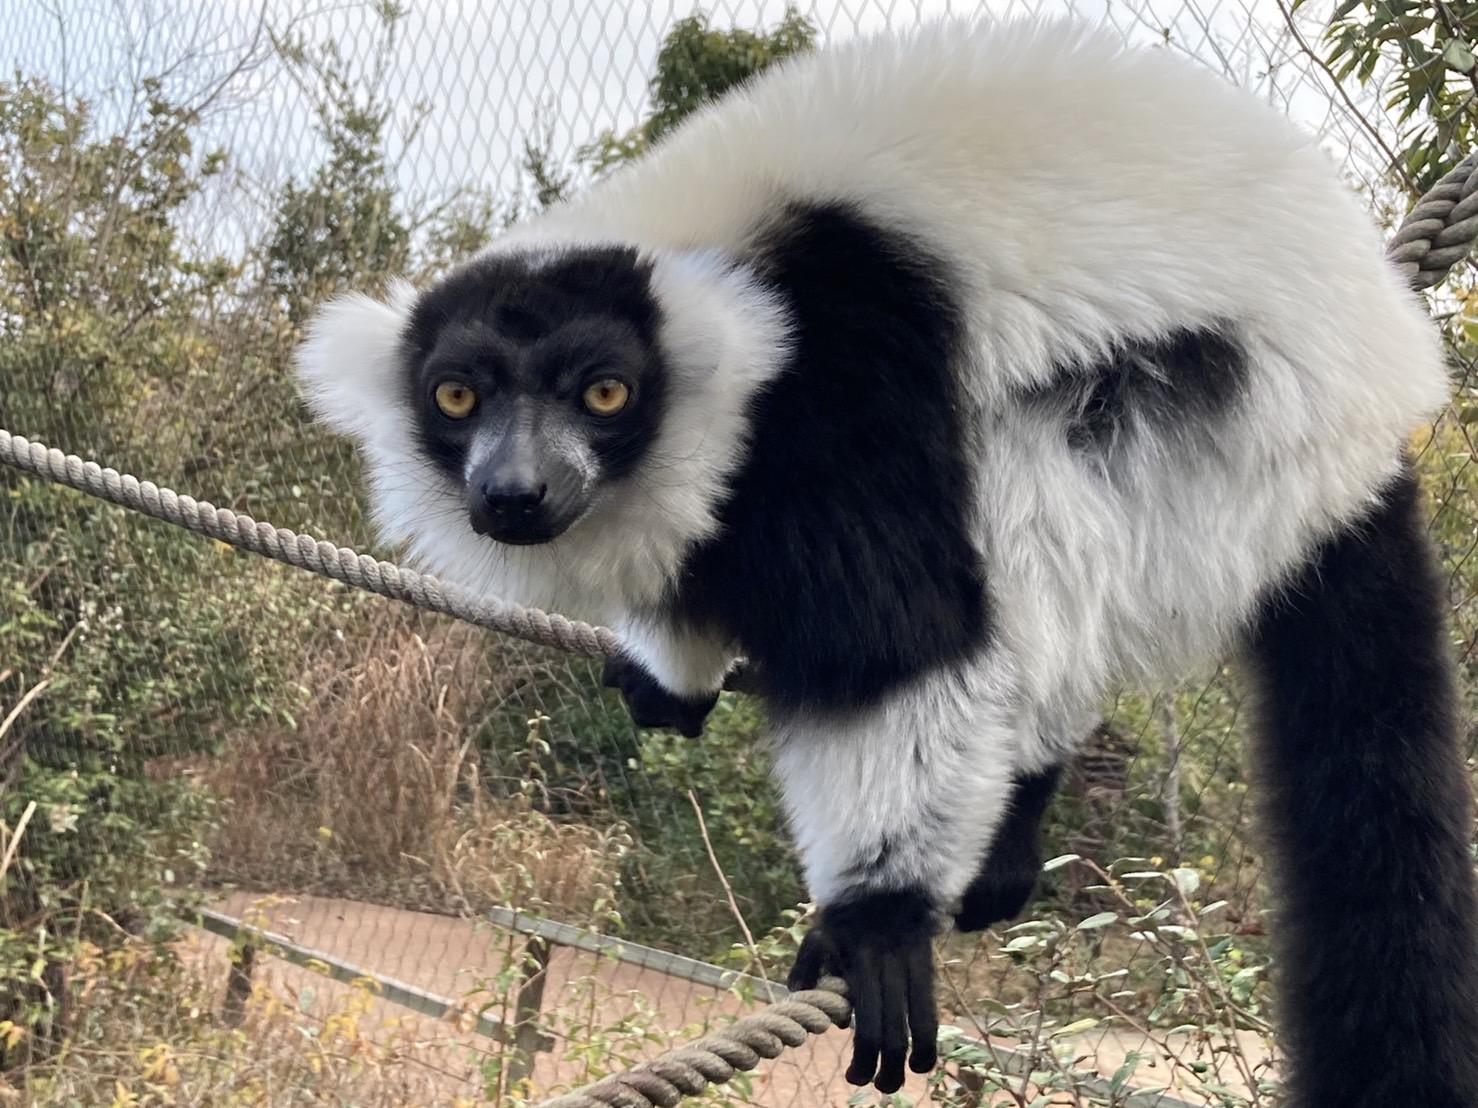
[293,279,418,444]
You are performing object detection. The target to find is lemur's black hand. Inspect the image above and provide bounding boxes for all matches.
[787,891,939,1093]
[955,828,1041,932]
[955,860,1038,932]
[955,765,1061,932]
[601,654,718,738]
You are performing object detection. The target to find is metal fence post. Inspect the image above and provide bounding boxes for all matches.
[222,939,257,1027]
[506,935,553,1086]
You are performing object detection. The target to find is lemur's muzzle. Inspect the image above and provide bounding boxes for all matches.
[465,433,586,545]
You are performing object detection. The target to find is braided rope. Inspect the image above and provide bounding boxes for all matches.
[533,979,850,1108]
[0,429,621,659]
[1387,150,1478,290]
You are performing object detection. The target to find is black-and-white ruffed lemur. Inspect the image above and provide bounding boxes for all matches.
[296,19,1478,1104]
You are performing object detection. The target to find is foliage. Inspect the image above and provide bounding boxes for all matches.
[0,36,435,1060]
[924,857,1277,1106]
[0,75,232,464]
[0,72,253,1054]
[580,7,817,174]
[620,693,798,957]
[1307,0,1478,191]
[265,13,413,322]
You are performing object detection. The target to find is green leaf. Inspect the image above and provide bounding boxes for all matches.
[1110,1051,1145,1092]
[1052,1017,1100,1037]
[1444,39,1476,72]
[1042,853,1080,871]
[1076,911,1119,931]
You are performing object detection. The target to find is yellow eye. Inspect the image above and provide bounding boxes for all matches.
[434,381,476,419]
[583,378,630,416]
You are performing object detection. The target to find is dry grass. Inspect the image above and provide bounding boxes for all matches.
[8,936,490,1107]
[204,611,630,924]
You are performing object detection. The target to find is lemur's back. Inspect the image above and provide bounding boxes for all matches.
[503,18,1447,714]
[510,19,1440,413]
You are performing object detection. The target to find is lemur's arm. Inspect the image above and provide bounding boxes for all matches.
[604,614,737,737]
[778,659,1023,1092]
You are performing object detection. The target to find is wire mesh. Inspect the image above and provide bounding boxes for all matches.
[1,1,1475,1105]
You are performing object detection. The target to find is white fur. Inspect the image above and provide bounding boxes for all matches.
[772,652,1023,907]
[297,18,1448,910]
[295,281,418,444]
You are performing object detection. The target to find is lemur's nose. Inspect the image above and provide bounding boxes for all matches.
[480,479,547,516]
[467,451,571,545]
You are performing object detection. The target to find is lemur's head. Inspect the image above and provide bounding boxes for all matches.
[295,242,790,608]
[397,246,668,546]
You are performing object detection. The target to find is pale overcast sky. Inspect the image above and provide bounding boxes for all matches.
[6,0,1391,255]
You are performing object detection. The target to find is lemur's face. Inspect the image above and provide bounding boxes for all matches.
[298,241,786,607]
[399,246,669,545]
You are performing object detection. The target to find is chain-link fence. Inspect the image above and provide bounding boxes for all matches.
[2,1,1475,1105]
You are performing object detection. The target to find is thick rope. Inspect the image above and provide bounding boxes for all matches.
[0,429,621,660]
[1387,150,1478,290]
[533,979,850,1108]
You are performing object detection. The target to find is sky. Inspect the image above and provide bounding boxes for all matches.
[4,0,1393,257]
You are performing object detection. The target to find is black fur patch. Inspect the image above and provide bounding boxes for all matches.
[955,764,1061,932]
[405,246,662,352]
[1245,464,1478,1106]
[1026,324,1247,453]
[601,652,717,738]
[674,201,990,713]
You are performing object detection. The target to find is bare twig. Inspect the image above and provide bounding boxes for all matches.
[1274,0,1419,195]
[0,622,86,775]
[1160,698,1184,862]
[685,788,775,999]
[0,682,52,749]
[0,802,37,882]
[938,961,1041,1106]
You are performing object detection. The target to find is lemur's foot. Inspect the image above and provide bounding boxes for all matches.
[787,890,940,1093]
[954,850,1041,932]
[601,653,718,738]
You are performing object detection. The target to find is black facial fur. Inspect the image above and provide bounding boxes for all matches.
[1025,324,1248,453]
[1245,463,1478,1107]
[674,201,990,714]
[399,247,670,524]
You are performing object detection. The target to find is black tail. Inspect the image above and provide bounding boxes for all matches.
[1246,465,1478,1106]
